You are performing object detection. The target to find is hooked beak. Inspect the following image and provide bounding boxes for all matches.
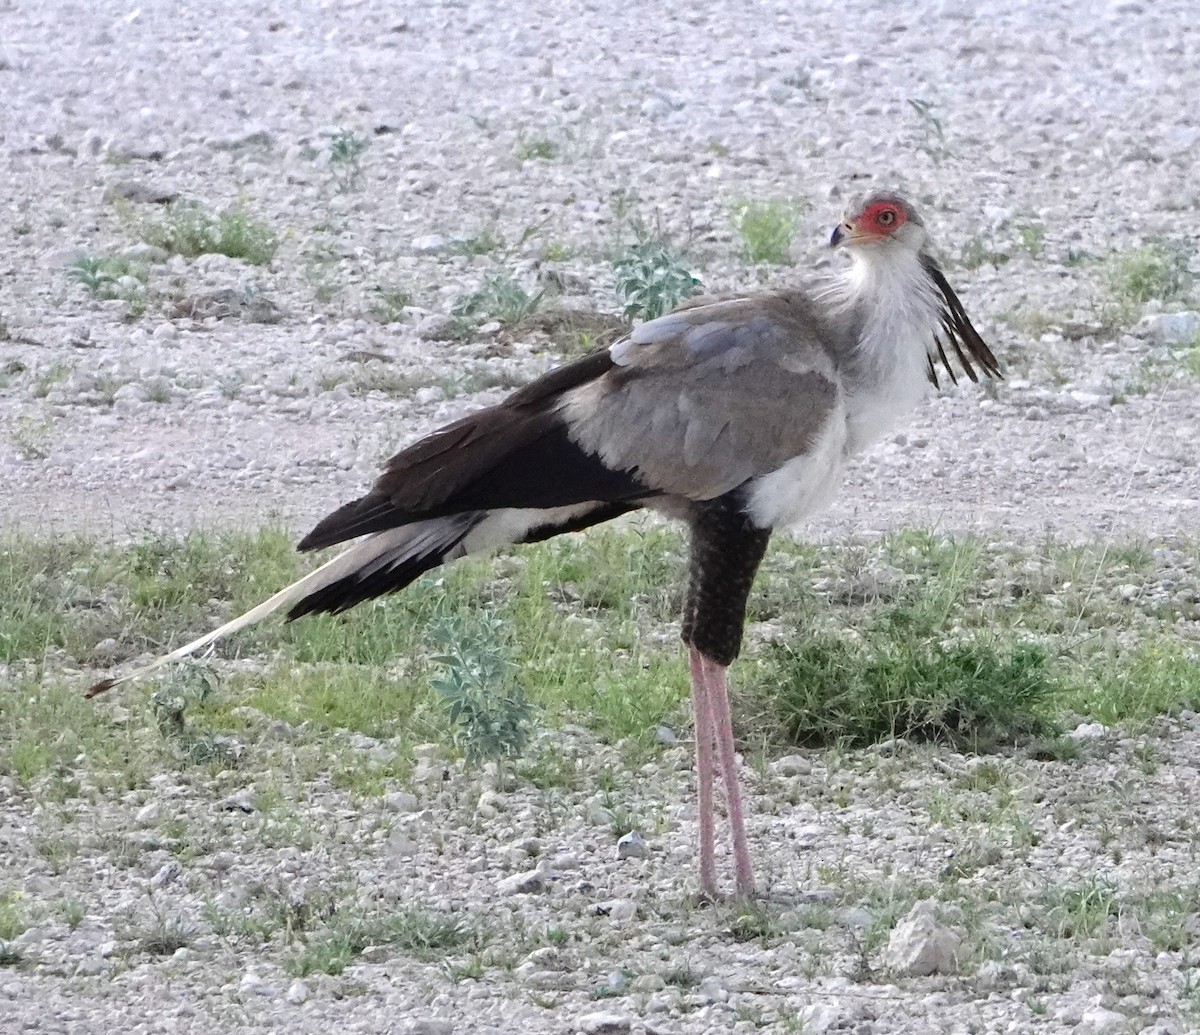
[830,220,877,248]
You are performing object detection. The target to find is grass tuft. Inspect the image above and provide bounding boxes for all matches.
[140,202,278,266]
[731,199,807,265]
[612,239,700,321]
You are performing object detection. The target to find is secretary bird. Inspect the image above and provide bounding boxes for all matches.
[88,190,1000,899]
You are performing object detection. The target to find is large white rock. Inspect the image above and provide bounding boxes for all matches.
[882,900,961,976]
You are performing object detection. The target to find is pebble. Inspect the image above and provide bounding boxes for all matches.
[384,791,420,813]
[770,754,812,777]
[576,1012,633,1034]
[593,898,637,922]
[497,867,554,895]
[616,831,647,860]
[285,980,309,1004]
[399,1022,453,1035]
[882,900,961,976]
[1080,1006,1132,1034]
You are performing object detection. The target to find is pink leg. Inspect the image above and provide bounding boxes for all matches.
[699,653,756,898]
[689,646,718,897]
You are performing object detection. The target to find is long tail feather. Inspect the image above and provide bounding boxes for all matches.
[84,524,454,699]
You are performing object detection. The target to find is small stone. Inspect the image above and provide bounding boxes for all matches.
[150,861,182,888]
[360,944,390,963]
[285,979,309,1004]
[594,898,637,922]
[135,802,161,825]
[400,1021,454,1035]
[416,314,460,340]
[653,725,677,745]
[616,831,647,860]
[771,754,812,777]
[1138,311,1200,344]
[577,1012,633,1034]
[797,1004,842,1032]
[220,789,257,813]
[882,900,961,976]
[498,868,554,895]
[411,234,448,255]
[584,799,612,825]
[697,976,728,1002]
[632,974,665,992]
[1080,1006,1132,1034]
[1068,721,1108,741]
[239,971,275,996]
[384,791,419,813]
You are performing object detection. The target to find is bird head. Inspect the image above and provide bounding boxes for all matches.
[830,191,928,254]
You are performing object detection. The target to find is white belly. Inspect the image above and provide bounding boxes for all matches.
[745,408,849,528]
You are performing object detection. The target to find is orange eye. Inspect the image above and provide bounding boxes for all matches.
[877,209,896,226]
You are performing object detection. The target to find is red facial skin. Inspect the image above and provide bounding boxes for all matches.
[854,201,908,238]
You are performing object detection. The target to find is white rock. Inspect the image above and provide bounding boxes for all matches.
[797,1004,842,1032]
[1068,721,1108,741]
[135,802,161,825]
[616,831,647,859]
[576,1012,633,1034]
[399,1019,454,1035]
[497,868,553,895]
[1080,1006,1132,1034]
[882,900,961,976]
[1139,310,1200,344]
[150,861,182,888]
[594,898,637,922]
[771,753,812,776]
[285,979,308,1004]
[384,791,419,813]
[411,234,448,255]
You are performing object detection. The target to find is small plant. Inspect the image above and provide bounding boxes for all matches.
[370,286,413,324]
[9,416,55,462]
[453,228,502,257]
[150,665,240,767]
[731,198,807,265]
[1108,241,1192,306]
[452,275,544,333]
[612,239,701,321]
[960,235,1011,271]
[140,202,278,266]
[1016,221,1047,258]
[1039,878,1121,940]
[515,135,557,161]
[430,614,533,777]
[328,129,370,191]
[907,98,950,161]
[68,253,150,310]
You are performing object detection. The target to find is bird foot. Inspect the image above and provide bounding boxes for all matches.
[689,884,758,908]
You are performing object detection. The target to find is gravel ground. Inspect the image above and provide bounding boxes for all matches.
[2,0,1199,1031]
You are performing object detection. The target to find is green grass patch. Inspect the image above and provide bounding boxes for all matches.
[730,198,807,265]
[2,526,1197,789]
[139,202,279,266]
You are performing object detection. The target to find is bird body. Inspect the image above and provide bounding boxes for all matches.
[88,191,1000,901]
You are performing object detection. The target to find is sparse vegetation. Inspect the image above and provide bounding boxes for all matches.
[451,274,544,335]
[612,238,700,321]
[328,129,370,192]
[1108,241,1192,307]
[68,253,150,313]
[139,201,279,266]
[731,198,807,265]
[907,97,950,161]
[514,135,558,162]
[431,613,534,777]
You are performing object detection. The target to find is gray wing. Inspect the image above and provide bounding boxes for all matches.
[558,294,843,501]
